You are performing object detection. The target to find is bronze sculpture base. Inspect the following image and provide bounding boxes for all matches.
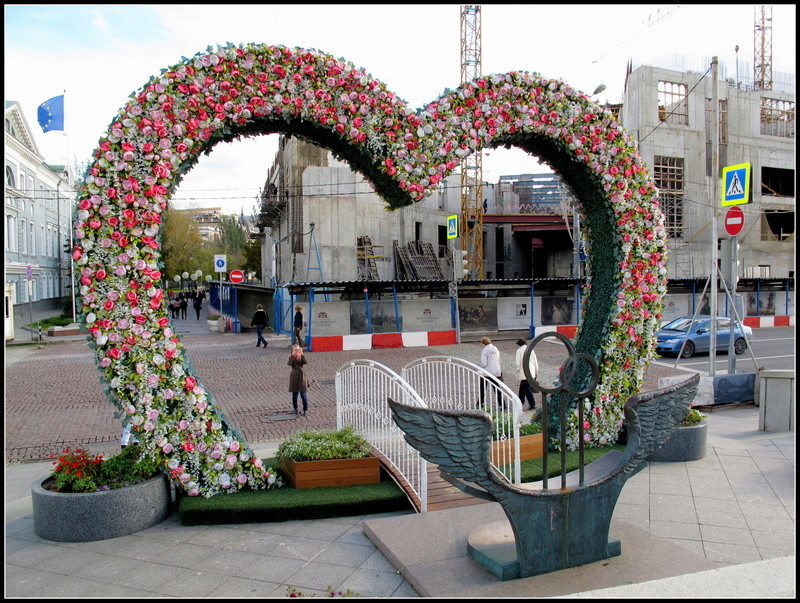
[468,519,621,580]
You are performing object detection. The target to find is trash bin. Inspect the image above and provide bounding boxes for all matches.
[757,370,795,432]
[232,319,242,334]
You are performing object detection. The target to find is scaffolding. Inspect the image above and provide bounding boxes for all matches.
[460,4,484,280]
[394,241,446,281]
[356,236,382,281]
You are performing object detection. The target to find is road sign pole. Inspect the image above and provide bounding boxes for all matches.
[709,56,719,376]
[727,236,738,374]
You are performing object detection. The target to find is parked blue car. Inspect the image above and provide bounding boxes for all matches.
[655,316,752,358]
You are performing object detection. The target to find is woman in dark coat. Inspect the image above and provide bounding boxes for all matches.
[288,345,309,416]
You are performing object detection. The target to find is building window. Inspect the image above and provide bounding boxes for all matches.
[5,165,16,188]
[6,215,16,252]
[761,210,794,242]
[657,81,688,125]
[760,98,795,138]
[705,98,728,143]
[761,167,794,197]
[705,98,728,176]
[20,218,27,254]
[30,221,36,256]
[653,156,685,238]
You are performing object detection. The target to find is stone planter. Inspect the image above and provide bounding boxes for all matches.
[279,456,380,489]
[646,422,707,462]
[207,319,219,332]
[491,433,544,462]
[32,474,172,542]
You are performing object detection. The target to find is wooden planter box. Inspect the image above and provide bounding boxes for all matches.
[279,456,381,489]
[491,433,545,462]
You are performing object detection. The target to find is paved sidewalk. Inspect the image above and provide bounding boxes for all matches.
[5,312,795,597]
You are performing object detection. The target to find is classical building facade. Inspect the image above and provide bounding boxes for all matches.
[5,101,75,338]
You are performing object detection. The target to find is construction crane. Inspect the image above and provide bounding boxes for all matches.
[459,4,484,280]
[753,5,773,91]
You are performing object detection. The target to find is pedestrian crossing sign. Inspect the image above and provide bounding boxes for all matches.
[721,163,751,206]
[447,215,459,239]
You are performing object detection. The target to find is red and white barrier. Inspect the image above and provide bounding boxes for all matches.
[311,330,458,352]
[742,315,794,328]
[308,317,791,352]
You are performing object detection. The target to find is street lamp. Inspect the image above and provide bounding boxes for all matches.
[591,84,606,96]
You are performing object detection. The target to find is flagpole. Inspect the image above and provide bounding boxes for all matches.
[62,88,77,322]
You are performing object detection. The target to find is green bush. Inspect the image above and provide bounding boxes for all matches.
[682,408,706,426]
[519,421,543,436]
[48,445,161,493]
[276,425,371,462]
[25,315,75,330]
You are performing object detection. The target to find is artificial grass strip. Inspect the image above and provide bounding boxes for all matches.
[178,458,412,526]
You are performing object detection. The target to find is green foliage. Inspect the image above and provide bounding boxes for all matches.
[276,426,371,462]
[488,412,542,439]
[48,445,161,493]
[24,314,75,329]
[161,207,208,279]
[242,239,262,279]
[218,214,247,254]
[682,408,706,426]
[519,421,543,436]
[487,411,515,440]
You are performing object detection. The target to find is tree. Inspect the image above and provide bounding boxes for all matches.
[217,214,247,268]
[161,208,208,279]
[242,238,262,280]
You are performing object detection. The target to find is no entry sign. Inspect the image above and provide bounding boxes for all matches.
[229,269,245,283]
[724,206,745,237]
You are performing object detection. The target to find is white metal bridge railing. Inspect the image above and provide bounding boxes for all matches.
[401,356,523,484]
[335,359,429,512]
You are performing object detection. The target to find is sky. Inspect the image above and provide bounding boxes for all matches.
[5,4,796,215]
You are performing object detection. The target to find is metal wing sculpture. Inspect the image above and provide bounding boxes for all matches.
[388,334,700,580]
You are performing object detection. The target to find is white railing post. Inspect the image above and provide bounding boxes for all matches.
[402,356,523,484]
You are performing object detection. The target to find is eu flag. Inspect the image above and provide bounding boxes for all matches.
[37,95,64,133]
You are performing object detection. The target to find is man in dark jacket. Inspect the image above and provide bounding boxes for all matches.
[293,306,304,347]
[251,304,269,348]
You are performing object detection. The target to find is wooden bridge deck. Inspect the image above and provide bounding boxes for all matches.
[372,448,487,513]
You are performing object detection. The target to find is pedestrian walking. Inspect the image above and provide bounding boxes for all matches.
[293,306,304,347]
[179,297,188,319]
[193,295,203,320]
[479,336,503,406]
[288,344,309,416]
[251,304,269,348]
[515,338,538,411]
[170,296,180,319]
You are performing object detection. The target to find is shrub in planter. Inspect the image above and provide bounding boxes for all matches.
[276,425,371,462]
[45,445,161,493]
[647,407,707,462]
[33,445,171,542]
[489,413,545,462]
[276,426,379,489]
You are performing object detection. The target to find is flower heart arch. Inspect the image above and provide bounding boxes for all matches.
[74,43,667,497]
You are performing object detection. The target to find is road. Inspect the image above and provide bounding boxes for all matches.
[653,325,795,374]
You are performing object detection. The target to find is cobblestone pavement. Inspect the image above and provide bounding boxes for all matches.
[5,319,688,465]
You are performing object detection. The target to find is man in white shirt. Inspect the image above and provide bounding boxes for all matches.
[479,337,503,406]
